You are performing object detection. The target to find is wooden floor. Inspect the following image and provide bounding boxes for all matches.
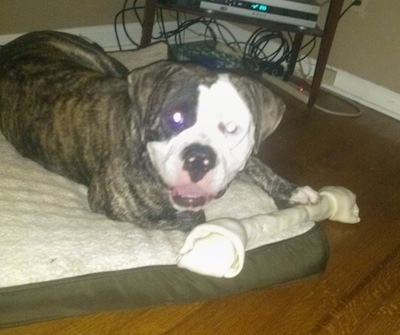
[2,92,400,334]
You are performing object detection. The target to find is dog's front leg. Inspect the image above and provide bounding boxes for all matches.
[238,156,320,209]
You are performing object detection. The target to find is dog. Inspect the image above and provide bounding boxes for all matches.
[0,31,319,231]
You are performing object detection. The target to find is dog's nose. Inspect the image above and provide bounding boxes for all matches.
[182,144,216,182]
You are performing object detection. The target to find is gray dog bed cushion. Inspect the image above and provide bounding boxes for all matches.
[0,42,330,328]
[1,228,328,328]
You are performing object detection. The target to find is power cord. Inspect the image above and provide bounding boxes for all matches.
[262,73,363,118]
[340,0,362,18]
[114,0,143,50]
[313,99,363,118]
[243,29,291,76]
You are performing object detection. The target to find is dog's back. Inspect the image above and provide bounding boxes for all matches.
[0,31,127,78]
[0,31,130,184]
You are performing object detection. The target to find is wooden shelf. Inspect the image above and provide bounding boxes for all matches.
[140,0,345,107]
[157,2,324,36]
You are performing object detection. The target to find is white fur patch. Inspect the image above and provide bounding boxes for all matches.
[147,75,255,210]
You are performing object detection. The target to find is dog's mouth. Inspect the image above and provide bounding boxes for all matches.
[170,185,226,209]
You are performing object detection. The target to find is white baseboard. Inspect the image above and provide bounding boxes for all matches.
[294,59,400,121]
[1,23,399,121]
[327,71,400,121]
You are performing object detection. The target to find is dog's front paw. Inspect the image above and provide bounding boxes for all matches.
[290,186,320,205]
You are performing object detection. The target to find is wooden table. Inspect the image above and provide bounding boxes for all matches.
[140,0,345,107]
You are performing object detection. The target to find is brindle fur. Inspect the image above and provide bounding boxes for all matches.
[0,31,300,231]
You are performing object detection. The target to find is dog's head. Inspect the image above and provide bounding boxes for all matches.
[128,61,284,211]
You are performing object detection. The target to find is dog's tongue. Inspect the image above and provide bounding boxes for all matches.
[171,185,209,208]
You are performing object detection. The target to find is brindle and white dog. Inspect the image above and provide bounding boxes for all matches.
[0,31,319,231]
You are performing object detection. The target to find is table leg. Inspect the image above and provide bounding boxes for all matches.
[140,0,157,47]
[284,33,304,81]
[308,0,345,107]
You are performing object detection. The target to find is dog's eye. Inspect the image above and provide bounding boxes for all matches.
[219,121,239,135]
[170,111,184,126]
[161,104,196,135]
[164,109,190,131]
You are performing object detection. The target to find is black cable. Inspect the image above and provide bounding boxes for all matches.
[112,0,241,52]
[206,19,242,51]
[122,0,141,48]
[158,12,228,47]
[340,0,362,18]
[114,0,364,53]
[113,0,364,76]
[203,19,218,48]
[297,37,316,62]
[243,28,291,74]
[158,10,202,46]
[114,0,146,50]
[114,8,125,50]
[132,0,144,26]
[243,0,360,73]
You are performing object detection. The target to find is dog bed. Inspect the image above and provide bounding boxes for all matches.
[0,43,333,328]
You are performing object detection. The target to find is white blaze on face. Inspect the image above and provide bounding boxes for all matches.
[147,74,255,210]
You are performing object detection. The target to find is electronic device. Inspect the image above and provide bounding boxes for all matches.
[161,0,320,28]
[201,0,319,27]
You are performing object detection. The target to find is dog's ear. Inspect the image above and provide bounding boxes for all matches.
[126,60,183,118]
[230,75,285,154]
[253,83,285,153]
